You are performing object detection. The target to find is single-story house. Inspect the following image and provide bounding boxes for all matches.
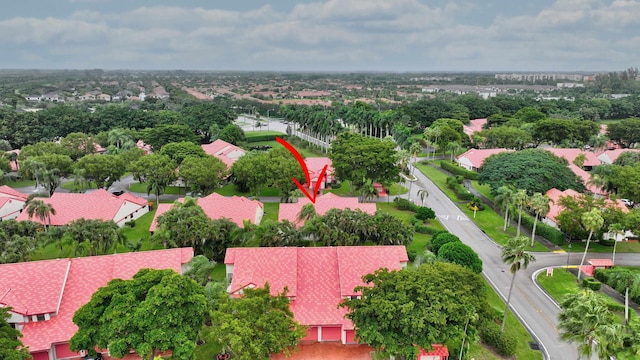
[568,164,607,197]
[456,148,511,171]
[278,193,377,227]
[544,148,600,170]
[149,193,264,232]
[201,139,246,168]
[0,185,28,220]
[304,157,334,190]
[596,149,640,164]
[224,246,408,344]
[0,248,194,360]
[544,188,629,229]
[15,189,149,227]
[463,118,487,137]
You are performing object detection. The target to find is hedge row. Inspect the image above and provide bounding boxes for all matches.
[440,161,478,180]
[245,134,280,142]
[582,277,602,291]
[479,320,517,357]
[519,213,565,245]
[446,176,474,201]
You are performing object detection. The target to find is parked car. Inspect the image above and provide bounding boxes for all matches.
[621,199,634,208]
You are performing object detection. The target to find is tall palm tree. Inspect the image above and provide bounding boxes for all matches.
[607,270,640,324]
[495,186,515,231]
[446,141,462,162]
[558,289,624,359]
[529,192,552,247]
[417,189,429,206]
[296,203,318,224]
[501,235,536,331]
[577,208,605,282]
[512,189,528,237]
[26,199,56,231]
[608,222,625,265]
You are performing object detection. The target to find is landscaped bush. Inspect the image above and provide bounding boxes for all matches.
[415,206,436,220]
[125,220,136,228]
[445,176,474,201]
[393,197,419,212]
[406,247,418,262]
[480,321,517,357]
[599,239,616,247]
[594,268,608,283]
[582,277,602,291]
[428,232,462,255]
[414,223,439,234]
[438,241,483,273]
[519,214,565,245]
[440,161,478,180]
[245,133,280,142]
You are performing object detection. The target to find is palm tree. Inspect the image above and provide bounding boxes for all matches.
[495,186,515,231]
[296,203,318,224]
[577,208,605,282]
[446,141,462,162]
[512,189,528,237]
[608,223,625,265]
[37,168,61,197]
[558,289,624,359]
[607,270,640,324]
[417,189,429,206]
[26,199,56,231]
[358,178,378,203]
[501,235,536,331]
[587,173,608,195]
[529,192,552,247]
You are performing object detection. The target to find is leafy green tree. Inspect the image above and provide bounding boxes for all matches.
[514,107,546,123]
[159,141,206,165]
[127,154,177,204]
[577,209,605,282]
[0,306,31,360]
[208,284,306,360]
[609,163,640,203]
[230,151,270,195]
[529,193,552,246]
[501,236,535,331]
[329,132,399,193]
[558,289,624,359]
[341,262,488,359]
[266,148,305,202]
[438,241,483,273]
[479,126,532,150]
[218,124,246,145]
[69,268,207,360]
[75,154,126,189]
[142,124,199,151]
[179,155,227,195]
[614,151,640,166]
[60,132,97,161]
[179,103,235,141]
[478,149,584,195]
[65,219,123,256]
[607,118,640,148]
[18,141,68,159]
[427,231,461,255]
[30,154,74,177]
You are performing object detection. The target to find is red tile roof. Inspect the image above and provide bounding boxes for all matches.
[456,148,511,170]
[149,194,263,231]
[416,344,449,359]
[596,149,640,164]
[15,190,147,226]
[463,118,487,136]
[304,157,334,182]
[201,139,246,168]
[3,248,193,352]
[278,193,377,227]
[588,259,614,267]
[544,148,600,167]
[0,185,28,200]
[567,164,606,196]
[224,246,408,329]
[545,188,628,224]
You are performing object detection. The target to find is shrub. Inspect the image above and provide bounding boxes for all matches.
[414,223,439,234]
[245,133,280,142]
[406,247,418,262]
[593,268,608,283]
[519,214,565,245]
[438,241,483,273]
[393,197,419,212]
[125,220,136,228]
[582,277,602,291]
[415,207,436,220]
[428,232,461,255]
[480,321,517,357]
[599,239,616,247]
[440,161,478,180]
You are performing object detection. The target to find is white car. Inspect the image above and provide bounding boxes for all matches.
[621,199,634,207]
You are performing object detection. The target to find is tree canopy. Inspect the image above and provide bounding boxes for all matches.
[341,262,489,359]
[70,268,207,360]
[0,307,31,360]
[478,149,584,195]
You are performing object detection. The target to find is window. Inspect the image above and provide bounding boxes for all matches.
[36,314,45,321]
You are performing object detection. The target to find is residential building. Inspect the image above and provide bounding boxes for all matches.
[0,248,194,360]
[15,190,149,227]
[456,148,511,171]
[149,193,263,231]
[201,139,247,168]
[463,118,487,137]
[543,148,600,170]
[224,246,408,344]
[596,149,640,164]
[544,188,629,229]
[304,157,334,190]
[0,185,28,220]
[278,193,376,227]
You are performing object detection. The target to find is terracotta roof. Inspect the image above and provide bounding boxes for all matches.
[567,164,606,196]
[149,194,263,231]
[7,248,193,352]
[463,118,487,136]
[588,259,614,267]
[545,188,582,223]
[416,344,449,359]
[15,189,147,226]
[596,149,640,164]
[278,193,377,227]
[456,148,511,169]
[0,185,28,200]
[304,157,334,181]
[201,139,246,168]
[544,148,600,167]
[224,246,408,329]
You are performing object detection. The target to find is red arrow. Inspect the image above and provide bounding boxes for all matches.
[276,136,328,204]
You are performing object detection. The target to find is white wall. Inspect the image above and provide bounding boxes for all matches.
[113,202,148,227]
[0,199,25,220]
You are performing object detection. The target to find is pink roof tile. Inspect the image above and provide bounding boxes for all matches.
[588,259,614,267]
[456,148,511,169]
[597,149,640,164]
[416,344,449,359]
[278,193,377,227]
[544,148,600,167]
[15,190,147,226]
[0,185,28,200]
[567,164,606,196]
[8,248,193,352]
[149,194,263,231]
[463,118,487,136]
[224,246,407,329]
[304,157,334,181]
[545,188,628,223]
[201,139,246,168]
[0,259,70,315]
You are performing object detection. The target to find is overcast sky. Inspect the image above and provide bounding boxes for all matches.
[1,0,638,72]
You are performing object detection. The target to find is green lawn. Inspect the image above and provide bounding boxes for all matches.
[6,179,36,188]
[244,130,285,139]
[118,210,158,252]
[471,180,494,201]
[127,182,187,195]
[415,163,458,200]
[243,138,327,158]
[261,202,280,224]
